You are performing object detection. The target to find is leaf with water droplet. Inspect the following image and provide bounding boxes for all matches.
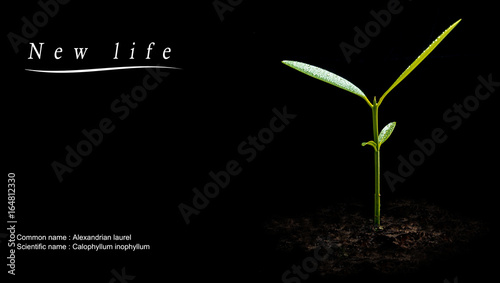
[379,19,461,104]
[378,122,396,146]
[282,60,371,106]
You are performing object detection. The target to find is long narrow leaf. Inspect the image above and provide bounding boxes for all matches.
[282,60,372,106]
[378,19,461,105]
[378,122,396,146]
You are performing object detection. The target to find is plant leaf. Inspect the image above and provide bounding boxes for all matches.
[282,60,371,106]
[362,140,378,151]
[378,122,396,146]
[378,19,461,105]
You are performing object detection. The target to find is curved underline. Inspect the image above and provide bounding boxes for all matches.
[25,66,182,73]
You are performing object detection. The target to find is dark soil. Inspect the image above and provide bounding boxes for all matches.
[263,198,489,282]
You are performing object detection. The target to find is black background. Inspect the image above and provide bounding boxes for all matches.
[4,0,499,282]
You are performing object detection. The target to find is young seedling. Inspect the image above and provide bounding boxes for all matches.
[282,19,461,228]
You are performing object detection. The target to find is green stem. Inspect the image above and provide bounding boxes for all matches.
[374,149,381,227]
[371,98,381,227]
